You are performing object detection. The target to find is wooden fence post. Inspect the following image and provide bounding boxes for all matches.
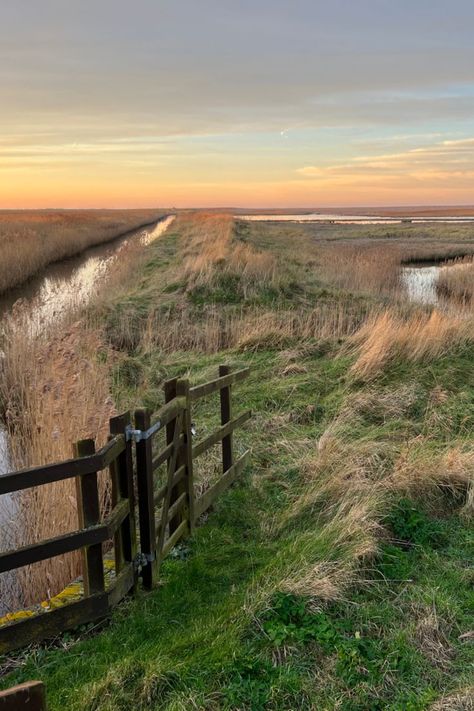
[109,412,137,589]
[74,439,104,597]
[134,408,157,589]
[176,378,195,533]
[0,681,47,709]
[219,365,234,472]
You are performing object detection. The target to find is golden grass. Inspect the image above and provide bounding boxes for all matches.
[317,242,402,296]
[437,258,474,305]
[178,212,277,292]
[0,209,164,294]
[0,215,177,610]
[429,688,474,710]
[349,309,473,379]
[121,300,377,356]
[0,307,115,609]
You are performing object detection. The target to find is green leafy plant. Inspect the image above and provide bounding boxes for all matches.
[385,498,448,548]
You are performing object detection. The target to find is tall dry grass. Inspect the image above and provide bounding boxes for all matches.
[349,309,474,379]
[437,257,474,305]
[0,208,164,294]
[113,300,378,356]
[317,243,402,296]
[178,212,277,293]
[0,307,115,610]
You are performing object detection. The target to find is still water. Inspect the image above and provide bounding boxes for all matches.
[401,266,441,305]
[0,215,175,328]
[401,260,472,306]
[239,213,474,225]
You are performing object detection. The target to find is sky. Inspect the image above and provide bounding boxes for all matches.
[1,0,474,208]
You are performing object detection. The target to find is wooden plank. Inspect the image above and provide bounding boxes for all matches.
[164,378,178,449]
[0,525,108,574]
[108,432,124,576]
[110,412,137,586]
[189,367,249,401]
[156,409,184,561]
[166,491,187,523]
[164,379,184,537]
[0,568,135,657]
[173,379,194,533]
[150,396,186,430]
[97,435,126,469]
[0,592,109,655]
[194,450,250,519]
[153,465,185,506]
[152,434,184,472]
[219,365,234,473]
[0,681,47,710]
[107,564,135,608]
[135,408,158,589]
[74,439,105,597]
[161,520,188,559]
[192,411,251,459]
[0,436,125,496]
[105,499,130,536]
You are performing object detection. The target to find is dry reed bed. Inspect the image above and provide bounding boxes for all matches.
[316,242,403,296]
[315,240,474,300]
[437,257,474,304]
[349,309,474,380]
[179,212,277,292]
[0,214,173,609]
[0,306,115,609]
[0,209,164,294]
[111,299,381,356]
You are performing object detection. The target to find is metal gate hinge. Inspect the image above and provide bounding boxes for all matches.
[125,421,162,443]
[134,552,155,570]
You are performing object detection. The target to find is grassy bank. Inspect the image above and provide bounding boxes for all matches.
[0,215,473,710]
[0,208,167,294]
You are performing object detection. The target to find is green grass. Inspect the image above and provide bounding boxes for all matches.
[1,218,472,710]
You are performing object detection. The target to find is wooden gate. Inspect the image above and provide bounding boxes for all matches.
[0,365,250,654]
[133,366,251,588]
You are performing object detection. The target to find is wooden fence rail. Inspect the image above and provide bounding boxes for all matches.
[0,365,250,655]
[0,681,47,710]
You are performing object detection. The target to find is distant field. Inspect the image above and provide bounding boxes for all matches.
[0,209,166,294]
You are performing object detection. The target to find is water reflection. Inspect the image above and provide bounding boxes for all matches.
[401,266,441,305]
[0,215,175,335]
[239,213,474,224]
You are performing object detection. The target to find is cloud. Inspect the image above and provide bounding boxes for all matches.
[296,135,474,189]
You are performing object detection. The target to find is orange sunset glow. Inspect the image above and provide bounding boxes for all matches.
[1,2,474,207]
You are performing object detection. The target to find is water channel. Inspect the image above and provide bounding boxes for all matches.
[0,216,175,610]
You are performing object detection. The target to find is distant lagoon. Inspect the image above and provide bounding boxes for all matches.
[238,213,474,225]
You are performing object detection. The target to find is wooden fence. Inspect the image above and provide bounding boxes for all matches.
[0,365,250,654]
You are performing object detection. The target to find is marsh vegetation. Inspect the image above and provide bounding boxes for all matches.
[0,209,166,295]
[0,213,473,709]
